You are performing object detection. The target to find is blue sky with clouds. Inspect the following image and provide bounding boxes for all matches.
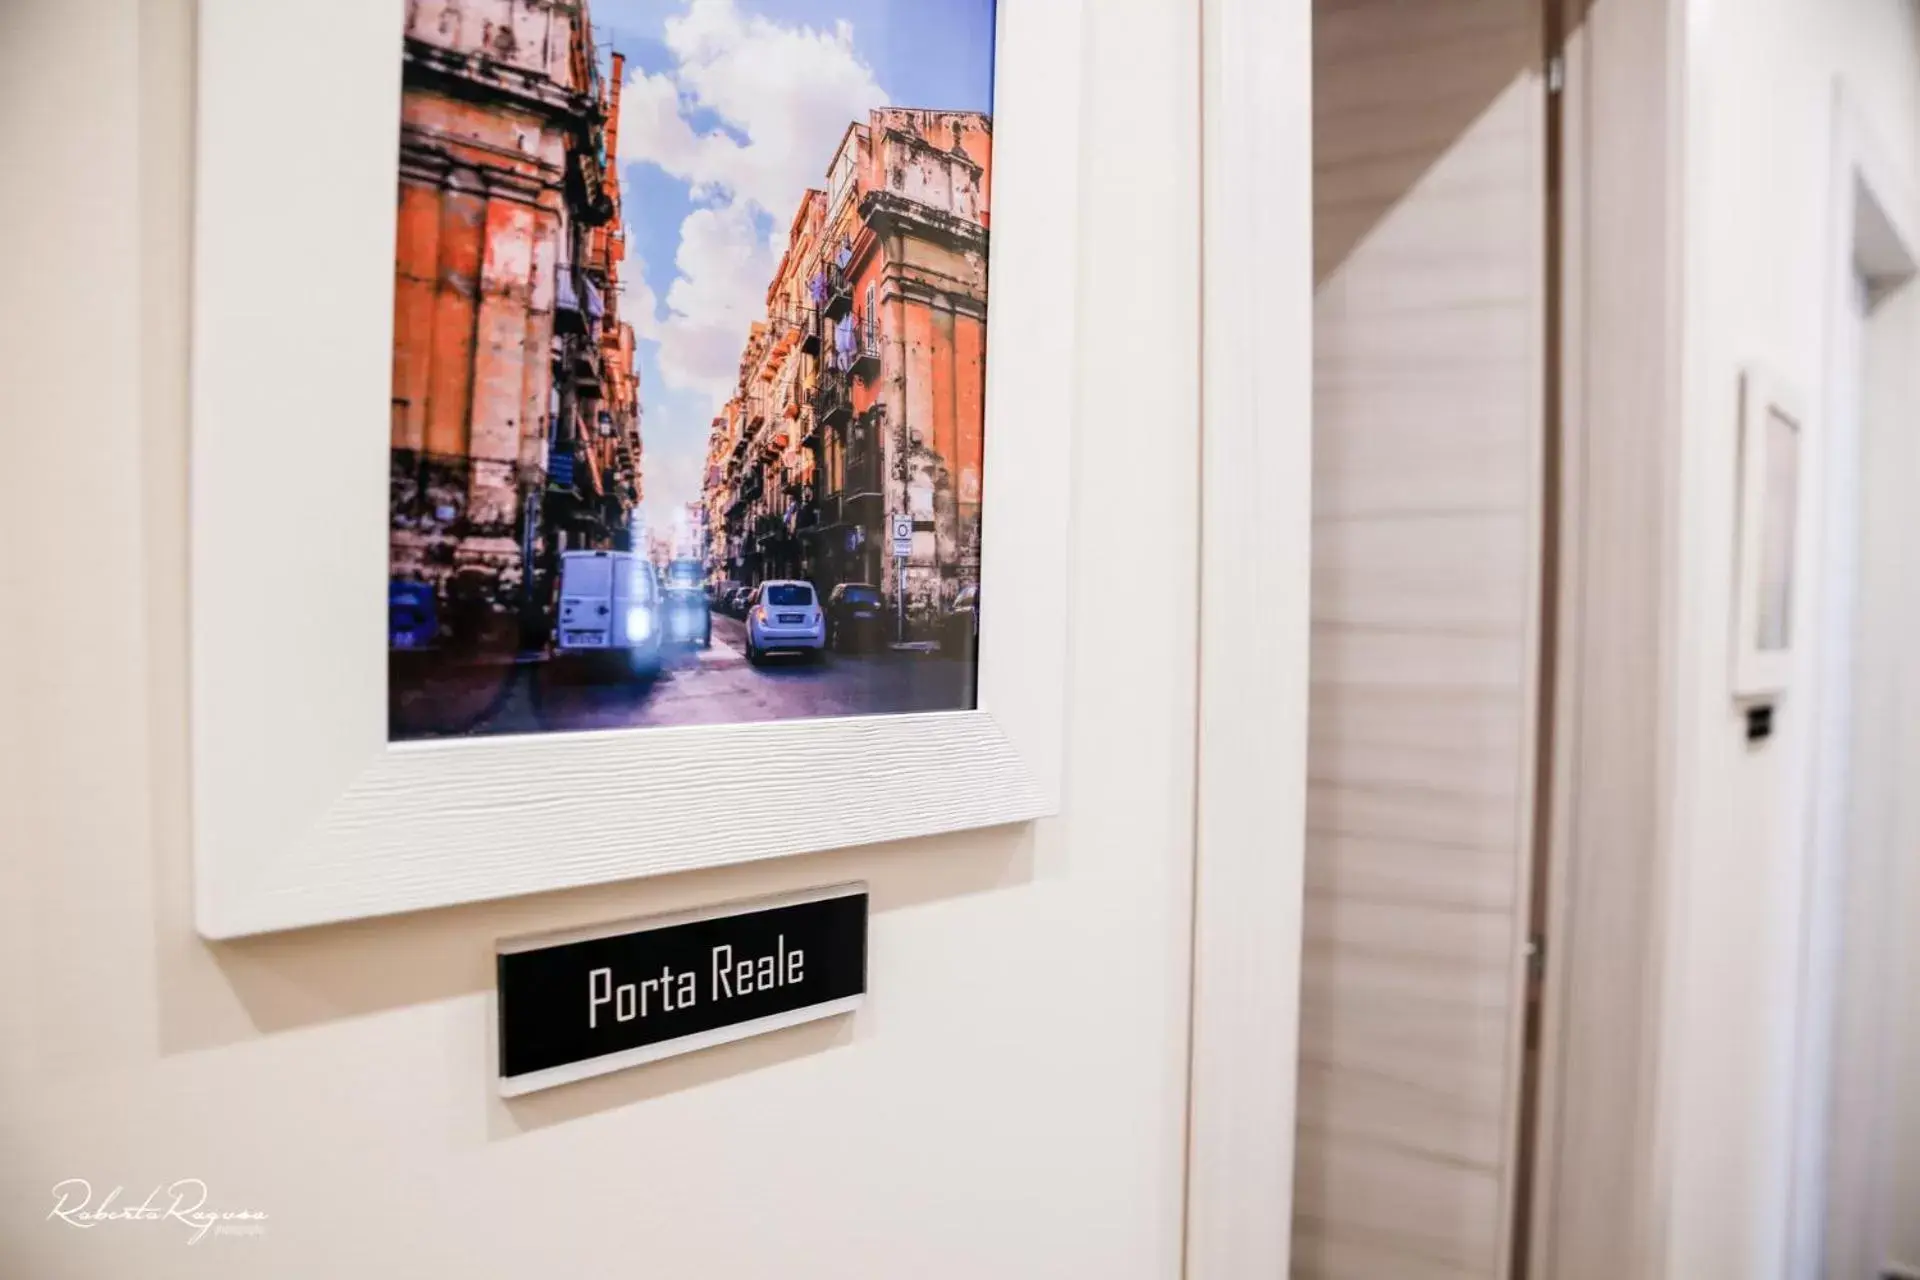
[585,0,996,540]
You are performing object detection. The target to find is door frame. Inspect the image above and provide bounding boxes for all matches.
[1184,1,1703,1274]
[1182,0,1692,1273]
[1523,0,1687,1276]
[1185,0,1314,1274]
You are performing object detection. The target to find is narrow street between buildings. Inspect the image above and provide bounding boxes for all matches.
[393,615,971,740]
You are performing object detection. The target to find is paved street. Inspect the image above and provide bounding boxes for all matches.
[391,615,974,739]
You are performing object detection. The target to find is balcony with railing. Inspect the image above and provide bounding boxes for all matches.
[777,360,804,421]
[818,317,881,377]
[836,408,887,501]
[842,441,882,502]
[822,265,854,322]
[790,498,821,535]
[771,312,804,358]
[745,389,772,431]
[814,369,853,428]
[850,321,881,379]
[564,337,603,390]
[753,512,787,546]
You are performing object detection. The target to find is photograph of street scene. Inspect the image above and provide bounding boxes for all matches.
[387,0,997,740]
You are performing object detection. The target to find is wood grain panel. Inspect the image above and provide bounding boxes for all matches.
[1309,627,1529,691]
[1299,979,1510,1129]
[1312,513,1534,632]
[1319,134,1535,244]
[1304,833,1520,913]
[1301,898,1517,1133]
[1297,1053,1508,1173]
[1306,736,1522,801]
[1298,0,1546,1276]
[1310,684,1527,757]
[1312,390,1534,517]
[1293,1223,1489,1280]
[1294,1132,1505,1272]
[1306,781,1521,852]
[1314,309,1535,388]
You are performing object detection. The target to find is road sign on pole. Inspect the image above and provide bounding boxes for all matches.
[890,515,913,644]
[898,564,910,645]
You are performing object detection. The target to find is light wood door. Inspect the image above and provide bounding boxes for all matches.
[1297,2,1548,1277]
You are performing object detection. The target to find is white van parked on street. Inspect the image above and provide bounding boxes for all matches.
[556,550,662,673]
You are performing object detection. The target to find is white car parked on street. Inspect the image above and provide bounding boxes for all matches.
[745,580,826,664]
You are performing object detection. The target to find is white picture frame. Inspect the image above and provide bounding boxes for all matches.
[190,0,1082,939]
[1731,367,1806,701]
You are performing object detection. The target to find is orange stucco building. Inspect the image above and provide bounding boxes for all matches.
[706,108,992,615]
[389,0,639,641]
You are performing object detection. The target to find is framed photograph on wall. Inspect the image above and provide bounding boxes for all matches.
[1731,368,1805,701]
[190,0,1083,938]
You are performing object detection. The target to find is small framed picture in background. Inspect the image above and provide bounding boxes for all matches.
[1731,368,1805,701]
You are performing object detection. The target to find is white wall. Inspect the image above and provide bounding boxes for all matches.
[1664,1,1920,1277]
[0,1,1202,1276]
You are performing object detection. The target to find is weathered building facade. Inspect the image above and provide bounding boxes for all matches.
[389,0,640,643]
[704,108,991,618]
[574,49,643,552]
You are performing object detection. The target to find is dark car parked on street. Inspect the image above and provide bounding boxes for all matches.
[662,586,711,648]
[944,584,980,659]
[726,586,754,618]
[825,582,887,652]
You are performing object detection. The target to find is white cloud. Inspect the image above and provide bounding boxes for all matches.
[617,0,887,423]
[614,68,708,188]
[660,1,882,215]
[641,444,706,533]
[619,231,661,343]
[655,202,779,402]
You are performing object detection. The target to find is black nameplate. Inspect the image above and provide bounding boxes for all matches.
[496,887,867,1093]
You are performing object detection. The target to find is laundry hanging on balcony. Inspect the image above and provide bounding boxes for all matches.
[832,314,857,371]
